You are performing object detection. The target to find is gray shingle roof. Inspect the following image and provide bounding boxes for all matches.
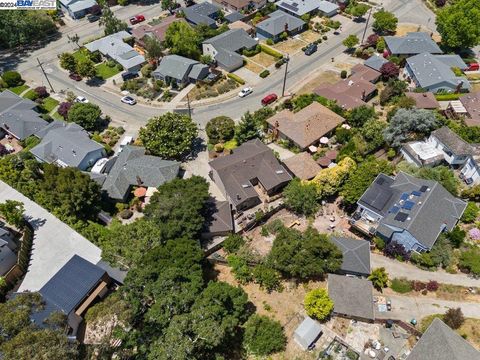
[189,63,210,80]
[330,237,371,275]
[204,28,257,53]
[67,0,96,12]
[406,53,470,91]
[204,200,234,234]
[30,121,104,168]
[364,55,388,71]
[153,55,203,81]
[294,316,322,350]
[275,0,324,16]
[431,126,474,155]
[360,172,467,249]
[407,318,480,360]
[317,0,339,13]
[256,10,305,37]
[225,11,244,23]
[0,90,48,140]
[384,32,442,55]
[182,3,219,26]
[328,274,375,320]
[101,145,180,200]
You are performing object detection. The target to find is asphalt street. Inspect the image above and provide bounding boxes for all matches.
[1,0,435,133]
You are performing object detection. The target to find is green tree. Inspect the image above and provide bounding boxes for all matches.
[2,71,23,87]
[380,78,408,105]
[227,254,253,284]
[222,233,245,254]
[164,21,201,59]
[360,119,387,151]
[234,111,260,144]
[268,227,342,279]
[446,226,466,248]
[0,200,24,229]
[252,264,282,292]
[459,247,480,275]
[67,102,101,131]
[59,52,77,73]
[144,36,163,62]
[349,3,370,18]
[99,6,128,35]
[342,34,359,49]
[139,112,198,159]
[462,202,479,223]
[206,116,235,144]
[161,0,176,10]
[436,0,480,50]
[200,54,213,65]
[384,109,438,147]
[75,58,96,79]
[304,288,334,320]
[283,178,319,216]
[144,176,210,241]
[443,308,465,329]
[347,105,377,128]
[368,267,389,291]
[372,10,398,34]
[243,315,286,356]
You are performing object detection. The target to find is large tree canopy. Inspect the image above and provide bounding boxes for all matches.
[436,0,480,49]
[67,102,101,130]
[383,109,438,147]
[164,21,201,59]
[99,7,128,35]
[372,10,398,34]
[243,315,286,356]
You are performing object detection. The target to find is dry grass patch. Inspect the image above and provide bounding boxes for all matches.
[297,70,339,94]
[244,60,264,74]
[272,38,305,55]
[471,82,480,92]
[249,51,277,67]
[299,30,321,43]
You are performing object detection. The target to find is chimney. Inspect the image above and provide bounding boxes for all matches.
[236,194,241,200]
[361,90,366,101]
[284,22,289,33]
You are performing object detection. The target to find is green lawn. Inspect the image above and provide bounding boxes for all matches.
[96,63,121,80]
[22,89,37,100]
[52,111,64,121]
[9,84,29,95]
[72,49,90,62]
[41,97,59,113]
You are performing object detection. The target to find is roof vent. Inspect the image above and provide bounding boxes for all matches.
[242,184,250,188]
[236,194,241,200]
[276,170,284,174]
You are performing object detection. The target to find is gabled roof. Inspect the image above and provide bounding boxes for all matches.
[85,31,145,70]
[283,152,321,180]
[67,0,96,12]
[256,10,305,37]
[224,11,244,23]
[101,145,180,200]
[153,54,206,81]
[384,32,442,55]
[406,53,470,91]
[275,0,323,16]
[364,55,388,71]
[459,91,480,127]
[209,139,292,207]
[204,200,234,234]
[315,76,377,110]
[204,29,257,53]
[182,3,219,26]
[328,274,375,320]
[294,316,322,350]
[330,236,371,275]
[407,318,480,360]
[132,16,186,43]
[0,90,48,140]
[317,0,339,13]
[431,126,474,155]
[406,92,439,109]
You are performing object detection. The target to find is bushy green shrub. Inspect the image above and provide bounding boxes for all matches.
[340,70,347,79]
[2,71,23,87]
[390,278,413,293]
[259,44,283,59]
[227,73,245,85]
[259,70,270,78]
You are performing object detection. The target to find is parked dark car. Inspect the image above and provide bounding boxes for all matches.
[304,43,317,56]
[121,72,139,81]
[69,73,82,81]
[87,14,100,22]
[261,93,277,106]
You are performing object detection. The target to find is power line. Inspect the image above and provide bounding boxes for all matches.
[37,58,55,93]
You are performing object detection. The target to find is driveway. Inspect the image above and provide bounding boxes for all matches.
[0,181,102,292]
[371,253,480,287]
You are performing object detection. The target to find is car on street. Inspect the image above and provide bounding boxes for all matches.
[304,43,317,56]
[121,96,137,105]
[121,72,139,81]
[238,87,253,98]
[69,73,82,81]
[87,14,100,22]
[467,63,479,71]
[129,15,145,25]
[261,93,277,106]
[74,96,89,103]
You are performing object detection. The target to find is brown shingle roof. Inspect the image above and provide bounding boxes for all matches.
[460,91,480,126]
[283,152,321,180]
[132,16,185,43]
[350,64,381,83]
[406,92,439,109]
[266,102,345,149]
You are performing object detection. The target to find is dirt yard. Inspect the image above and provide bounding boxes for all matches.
[299,30,322,43]
[244,60,264,74]
[272,38,306,55]
[297,70,339,94]
[249,51,277,67]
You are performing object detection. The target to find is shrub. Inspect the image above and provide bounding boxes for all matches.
[259,70,270,78]
[461,202,479,223]
[227,73,245,85]
[57,101,72,119]
[119,209,133,219]
[34,86,49,98]
[279,31,288,41]
[223,234,245,254]
[275,60,284,68]
[340,70,347,79]
[374,236,385,251]
[266,38,274,45]
[206,116,235,144]
[443,308,464,329]
[141,63,154,78]
[412,281,426,292]
[89,50,102,63]
[304,288,334,320]
[2,71,23,87]
[259,44,283,59]
[384,241,410,261]
[227,254,253,284]
[426,280,439,292]
[322,35,328,40]
[242,44,261,57]
[390,278,413,293]
[243,315,286,356]
[252,264,282,292]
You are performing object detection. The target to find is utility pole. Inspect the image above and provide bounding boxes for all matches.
[361,7,373,45]
[37,58,55,93]
[186,92,192,119]
[281,55,290,97]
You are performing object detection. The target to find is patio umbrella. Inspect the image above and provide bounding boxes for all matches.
[325,150,338,161]
[317,157,331,168]
[320,137,329,144]
[341,124,351,130]
[308,145,318,153]
[134,187,147,198]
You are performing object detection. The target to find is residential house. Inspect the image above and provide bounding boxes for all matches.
[384,32,442,57]
[351,171,467,252]
[404,53,470,93]
[350,63,382,83]
[327,274,375,323]
[214,0,265,12]
[451,91,480,126]
[97,145,180,201]
[255,10,306,41]
[330,236,371,277]
[283,152,321,180]
[20,255,112,339]
[405,92,439,109]
[407,318,480,360]
[0,227,16,276]
[182,3,221,28]
[364,54,388,72]
[58,0,97,19]
[132,16,186,48]
[266,102,345,150]
[152,55,210,85]
[224,11,245,23]
[85,31,146,73]
[202,200,234,239]
[30,121,106,171]
[275,0,339,18]
[202,29,258,72]
[0,90,48,140]
[209,139,292,212]
[293,316,323,350]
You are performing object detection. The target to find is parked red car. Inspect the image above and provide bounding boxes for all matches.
[69,73,82,81]
[467,63,479,71]
[261,93,278,106]
[129,14,145,25]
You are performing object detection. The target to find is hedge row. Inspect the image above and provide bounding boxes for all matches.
[259,70,270,78]
[259,44,283,60]
[227,73,245,85]
[435,93,463,101]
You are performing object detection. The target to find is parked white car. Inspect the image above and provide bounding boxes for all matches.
[74,96,89,103]
[238,87,253,98]
[121,95,136,105]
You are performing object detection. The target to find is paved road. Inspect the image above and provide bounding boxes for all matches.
[0,0,435,134]
[376,294,480,320]
[371,253,480,287]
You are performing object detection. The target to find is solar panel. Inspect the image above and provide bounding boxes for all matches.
[411,191,422,197]
[402,201,415,210]
[394,212,409,222]
[280,2,298,11]
[420,185,428,192]
[400,193,409,201]
[389,206,400,214]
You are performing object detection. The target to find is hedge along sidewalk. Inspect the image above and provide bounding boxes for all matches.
[259,44,284,59]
